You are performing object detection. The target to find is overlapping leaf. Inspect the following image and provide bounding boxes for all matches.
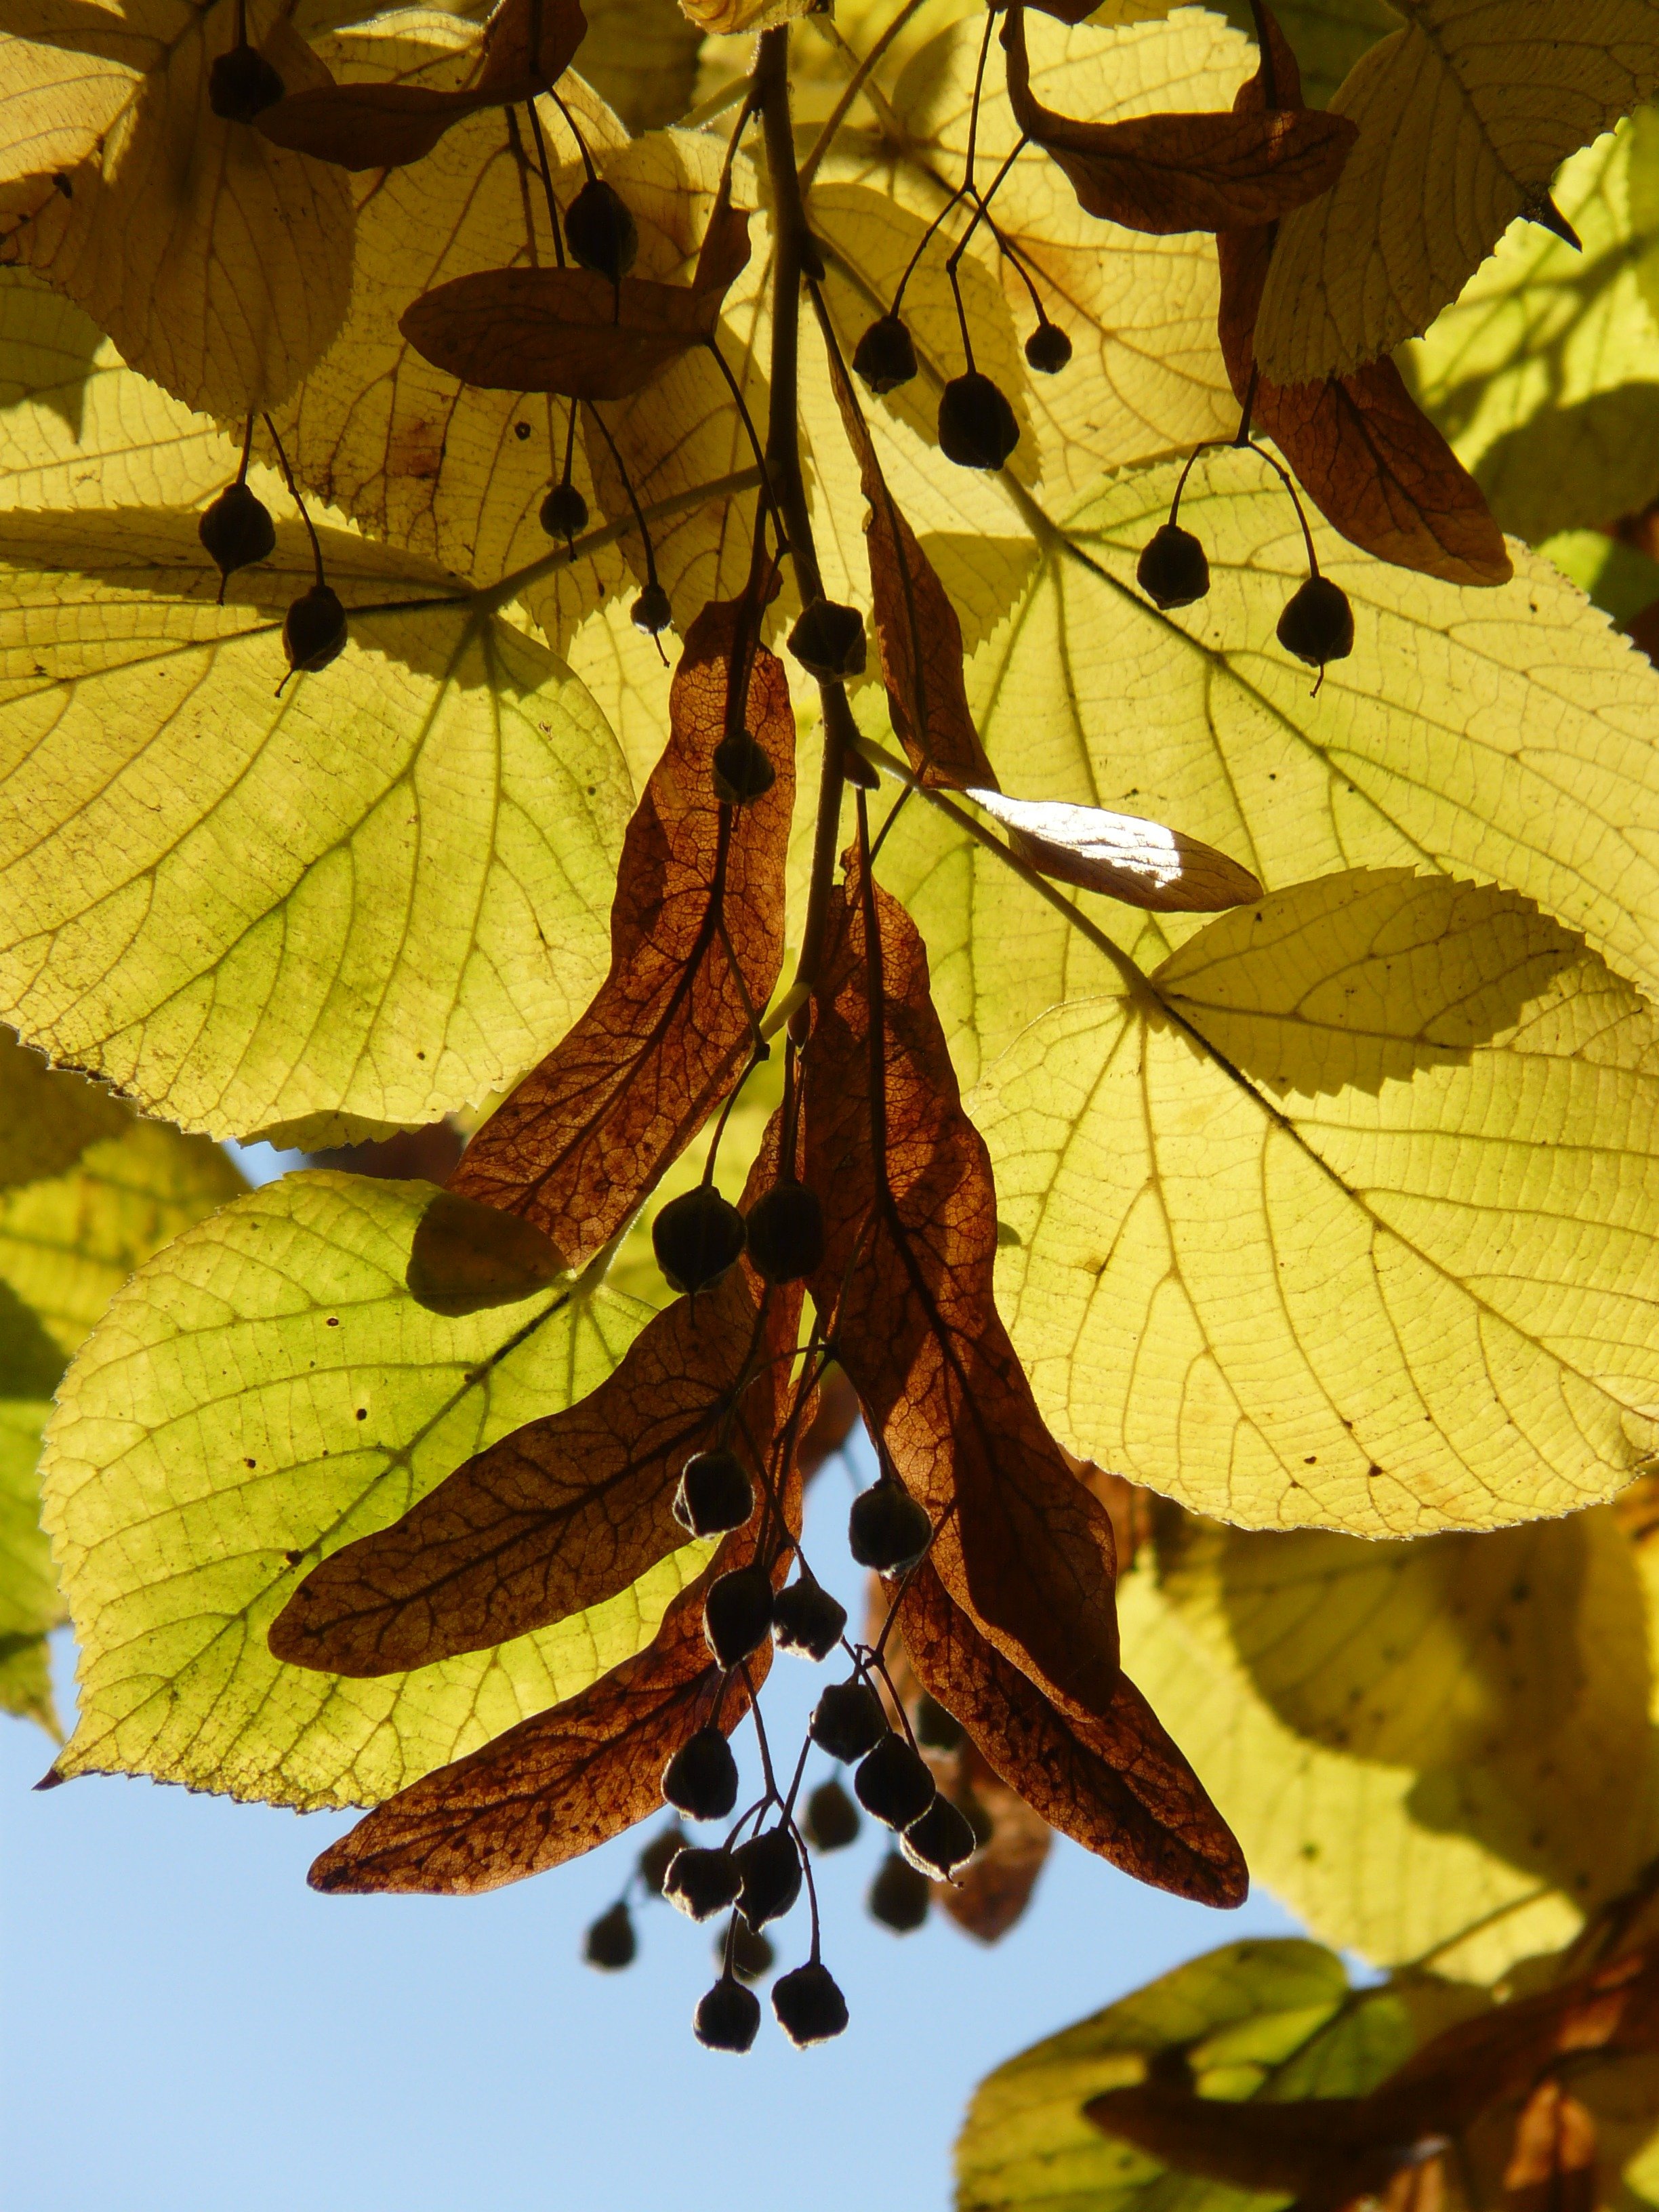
[977,868,1659,1535]
[449,591,792,1262]
[965,788,1263,911]
[1003,3,1356,234]
[1,0,354,415]
[1255,0,1659,384]
[1218,16,1509,586]
[40,1172,698,1808]
[0,511,630,1144]
[258,0,588,169]
[800,859,1122,1726]
[1410,113,1659,544]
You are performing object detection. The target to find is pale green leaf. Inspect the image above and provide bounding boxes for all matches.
[0,510,631,1145]
[1410,117,1659,544]
[0,1398,61,1735]
[42,1171,699,1809]
[975,868,1659,1535]
[1119,1508,1656,1978]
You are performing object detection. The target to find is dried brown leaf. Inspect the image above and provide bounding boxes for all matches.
[449,592,792,1266]
[800,859,1122,1727]
[1215,9,1510,588]
[966,788,1263,910]
[821,329,997,792]
[1002,4,1355,235]
[258,0,587,170]
[400,176,751,399]
[307,1431,805,1896]
[899,1561,1246,1907]
[940,1752,1053,1944]
[270,1257,790,1676]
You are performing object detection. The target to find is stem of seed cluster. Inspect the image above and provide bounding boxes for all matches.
[262,415,326,587]
[756,25,854,1032]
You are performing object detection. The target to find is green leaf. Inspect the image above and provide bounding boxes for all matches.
[954,1936,1479,2212]
[1410,116,1659,544]
[1223,0,1400,109]
[974,867,1659,1535]
[0,1029,127,1188]
[0,510,632,1146]
[1117,1506,1654,1978]
[0,1398,62,1735]
[41,1172,699,1808]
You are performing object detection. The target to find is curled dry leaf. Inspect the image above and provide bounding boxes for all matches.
[270,1245,794,1676]
[966,787,1263,911]
[1217,7,1510,588]
[449,591,793,1268]
[800,857,1123,1727]
[1002,3,1355,235]
[1087,1940,1659,2211]
[899,1561,1246,1906]
[400,169,752,399]
[821,319,998,792]
[257,0,588,169]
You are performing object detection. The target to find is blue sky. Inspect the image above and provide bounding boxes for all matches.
[3,1145,1299,2212]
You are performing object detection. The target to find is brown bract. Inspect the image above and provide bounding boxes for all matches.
[399,178,752,399]
[800,859,1122,1727]
[1216,9,1511,588]
[258,0,587,171]
[899,1561,1244,1906]
[268,1261,787,1677]
[448,591,792,1265]
[822,325,997,791]
[1002,4,1355,236]
[308,1408,807,1897]
[1087,1942,1659,2212]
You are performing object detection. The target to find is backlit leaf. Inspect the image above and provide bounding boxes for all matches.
[0,510,630,1145]
[968,450,1659,1009]
[2,1,354,415]
[449,591,793,1264]
[976,868,1659,1535]
[965,788,1263,910]
[576,0,701,133]
[41,1171,695,1808]
[1254,0,1659,384]
[0,1399,60,1732]
[1122,1504,1654,1978]
[1409,115,1659,544]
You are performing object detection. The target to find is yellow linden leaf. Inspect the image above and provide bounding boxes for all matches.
[0,3,144,197]
[813,6,1245,506]
[0,1398,61,1732]
[3,2,354,416]
[1410,117,1659,544]
[1120,1506,1654,1977]
[577,0,703,134]
[0,1026,126,1187]
[41,1171,701,1807]
[1256,0,1659,384]
[0,510,631,1145]
[972,450,1659,1009]
[973,867,1659,1535]
[0,268,236,510]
